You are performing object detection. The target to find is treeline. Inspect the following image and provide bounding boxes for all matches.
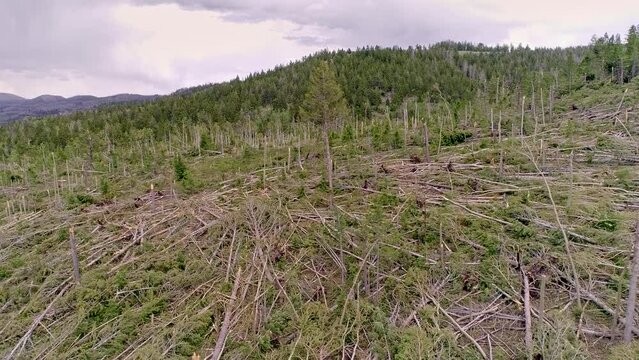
[579,25,639,84]
[1,44,578,155]
[0,36,622,167]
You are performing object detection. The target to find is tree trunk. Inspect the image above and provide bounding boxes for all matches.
[490,108,494,140]
[403,103,408,147]
[297,139,303,170]
[322,120,334,206]
[522,266,533,358]
[423,116,431,163]
[498,111,504,178]
[624,221,639,342]
[69,227,81,284]
[540,87,545,126]
[549,86,554,123]
[211,267,242,360]
[520,96,526,144]
[531,82,537,133]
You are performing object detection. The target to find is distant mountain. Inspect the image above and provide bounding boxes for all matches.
[32,95,66,102]
[0,93,159,124]
[0,93,26,103]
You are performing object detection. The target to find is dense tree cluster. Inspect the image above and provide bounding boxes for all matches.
[579,25,639,84]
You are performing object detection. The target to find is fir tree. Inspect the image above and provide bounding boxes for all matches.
[301,61,348,206]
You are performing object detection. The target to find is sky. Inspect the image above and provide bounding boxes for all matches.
[1,0,638,98]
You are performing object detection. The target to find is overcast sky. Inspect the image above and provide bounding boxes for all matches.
[2,0,638,98]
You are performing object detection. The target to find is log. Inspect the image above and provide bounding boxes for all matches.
[624,221,639,342]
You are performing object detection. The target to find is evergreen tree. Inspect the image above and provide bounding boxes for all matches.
[301,61,348,206]
[173,156,189,182]
[627,25,639,79]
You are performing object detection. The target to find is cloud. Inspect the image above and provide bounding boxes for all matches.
[0,0,136,97]
[2,0,639,98]
[110,3,318,89]
[457,0,639,47]
[131,0,639,48]
[130,0,517,47]
[0,0,317,97]
[0,0,119,72]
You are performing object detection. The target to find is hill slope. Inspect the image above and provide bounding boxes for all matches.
[0,93,25,103]
[1,41,639,359]
[0,93,158,124]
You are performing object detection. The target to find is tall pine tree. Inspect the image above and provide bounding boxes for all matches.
[301,61,348,206]
[627,25,639,79]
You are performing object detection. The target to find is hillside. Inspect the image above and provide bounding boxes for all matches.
[0,93,158,124]
[1,37,639,359]
[0,94,26,103]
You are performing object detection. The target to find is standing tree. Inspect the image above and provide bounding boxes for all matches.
[301,61,348,206]
[627,25,639,80]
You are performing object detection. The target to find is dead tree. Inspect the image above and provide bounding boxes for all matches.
[624,221,639,342]
[69,227,81,284]
[423,113,431,163]
[498,111,504,178]
[520,260,533,358]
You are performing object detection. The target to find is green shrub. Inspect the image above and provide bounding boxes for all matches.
[0,267,10,281]
[608,342,639,359]
[99,177,113,199]
[391,129,403,149]
[8,174,22,183]
[173,156,189,182]
[441,130,472,146]
[199,133,212,150]
[593,219,618,232]
[67,193,96,208]
[342,123,354,142]
[616,168,634,190]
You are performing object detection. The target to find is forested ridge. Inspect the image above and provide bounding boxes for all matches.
[2,26,639,359]
[0,42,584,156]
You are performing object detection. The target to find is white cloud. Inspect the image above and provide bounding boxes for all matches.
[1,0,639,97]
[449,0,639,47]
[110,3,317,91]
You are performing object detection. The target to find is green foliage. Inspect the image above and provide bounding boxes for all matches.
[440,130,472,146]
[511,223,536,240]
[8,174,22,183]
[371,121,389,150]
[391,129,403,149]
[596,135,613,148]
[592,219,618,232]
[608,342,639,360]
[615,168,634,190]
[301,60,348,126]
[199,132,212,151]
[392,326,434,359]
[580,25,639,84]
[66,193,96,208]
[138,297,167,322]
[265,309,292,336]
[0,266,10,281]
[535,321,589,359]
[173,156,189,182]
[342,123,354,142]
[99,177,113,199]
[372,192,400,208]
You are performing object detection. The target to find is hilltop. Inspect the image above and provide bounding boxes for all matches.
[1,34,639,359]
[0,93,158,124]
